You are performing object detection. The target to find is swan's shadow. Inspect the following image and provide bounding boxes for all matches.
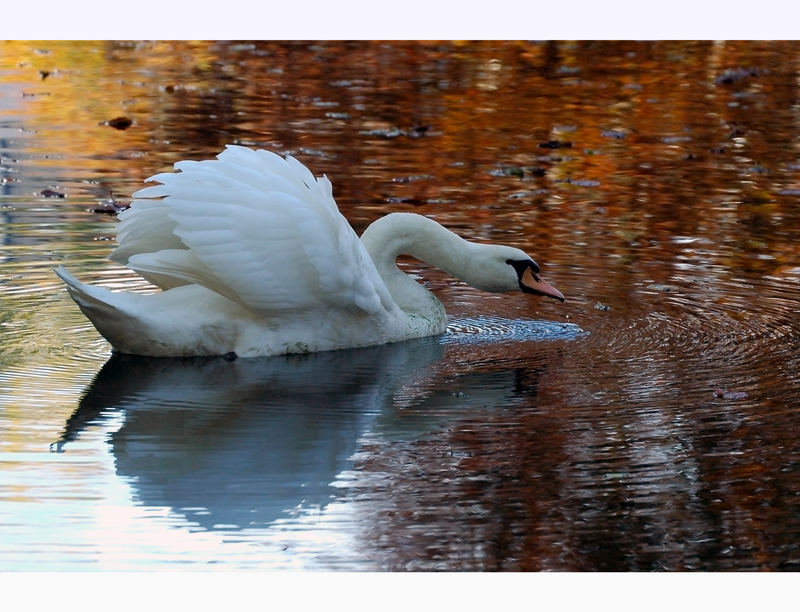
[55,323,568,532]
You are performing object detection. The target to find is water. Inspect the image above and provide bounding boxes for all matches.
[2,40,800,571]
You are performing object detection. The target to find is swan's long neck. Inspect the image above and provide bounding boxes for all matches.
[362,213,478,278]
[360,213,480,321]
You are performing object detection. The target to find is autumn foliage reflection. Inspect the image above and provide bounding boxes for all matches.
[2,41,800,570]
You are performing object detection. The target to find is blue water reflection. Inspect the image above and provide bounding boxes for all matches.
[53,320,582,535]
[5,40,800,571]
[54,339,440,530]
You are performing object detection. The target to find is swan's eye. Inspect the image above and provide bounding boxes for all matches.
[505,258,541,277]
[505,258,565,301]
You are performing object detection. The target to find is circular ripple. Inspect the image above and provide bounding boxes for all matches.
[444,316,588,345]
[569,274,800,403]
[596,278,800,365]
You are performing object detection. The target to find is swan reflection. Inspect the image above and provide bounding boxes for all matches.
[54,319,580,534]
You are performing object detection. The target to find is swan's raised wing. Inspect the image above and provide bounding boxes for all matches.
[111,146,395,315]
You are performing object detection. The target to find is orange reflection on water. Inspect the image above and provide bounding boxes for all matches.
[2,41,800,570]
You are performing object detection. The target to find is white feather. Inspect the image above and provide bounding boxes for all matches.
[57,146,561,357]
[116,145,391,315]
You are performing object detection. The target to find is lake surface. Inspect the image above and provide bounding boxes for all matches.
[1,40,800,571]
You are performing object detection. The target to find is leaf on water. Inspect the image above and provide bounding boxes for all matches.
[489,166,523,178]
[715,67,767,86]
[602,129,626,139]
[359,127,405,139]
[661,135,692,144]
[728,123,746,138]
[40,188,64,198]
[490,166,546,179]
[508,191,534,199]
[392,174,433,184]
[91,199,128,214]
[713,388,748,400]
[384,196,424,205]
[560,178,601,187]
[647,283,680,293]
[105,116,133,130]
[539,140,572,149]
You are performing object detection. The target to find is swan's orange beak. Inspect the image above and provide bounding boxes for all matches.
[521,267,565,302]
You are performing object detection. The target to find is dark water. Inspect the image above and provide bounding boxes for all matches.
[1,41,800,570]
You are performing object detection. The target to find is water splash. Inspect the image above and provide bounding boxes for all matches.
[443,316,587,345]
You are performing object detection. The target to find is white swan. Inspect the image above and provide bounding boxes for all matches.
[56,145,564,358]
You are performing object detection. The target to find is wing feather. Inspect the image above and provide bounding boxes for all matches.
[115,145,394,316]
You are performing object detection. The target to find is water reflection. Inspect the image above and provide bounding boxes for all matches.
[53,339,442,530]
[52,323,576,535]
[4,40,800,571]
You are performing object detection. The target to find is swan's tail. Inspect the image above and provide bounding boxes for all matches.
[54,266,239,357]
[55,266,120,315]
[54,265,142,352]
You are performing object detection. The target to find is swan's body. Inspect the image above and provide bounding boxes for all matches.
[57,146,564,357]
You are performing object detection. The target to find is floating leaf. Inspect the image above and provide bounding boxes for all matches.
[360,127,405,138]
[647,283,680,293]
[91,199,128,214]
[715,67,767,86]
[539,140,572,149]
[489,166,524,178]
[662,135,691,144]
[602,129,626,139]
[566,178,600,187]
[105,116,132,130]
[713,388,748,400]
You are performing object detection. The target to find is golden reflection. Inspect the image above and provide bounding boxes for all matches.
[3,39,797,285]
[2,41,800,570]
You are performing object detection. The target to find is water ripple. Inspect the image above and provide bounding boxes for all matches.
[566,274,800,406]
[444,316,587,345]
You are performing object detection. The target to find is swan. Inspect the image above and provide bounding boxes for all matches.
[56,145,565,358]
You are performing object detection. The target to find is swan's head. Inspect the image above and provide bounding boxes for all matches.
[505,257,565,301]
[469,244,565,302]
[361,213,565,302]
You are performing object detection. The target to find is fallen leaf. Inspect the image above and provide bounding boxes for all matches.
[647,283,680,292]
[106,116,132,130]
[539,140,572,149]
[602,129,626,139]
[713,388,748,400]
[91,199,128,214]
